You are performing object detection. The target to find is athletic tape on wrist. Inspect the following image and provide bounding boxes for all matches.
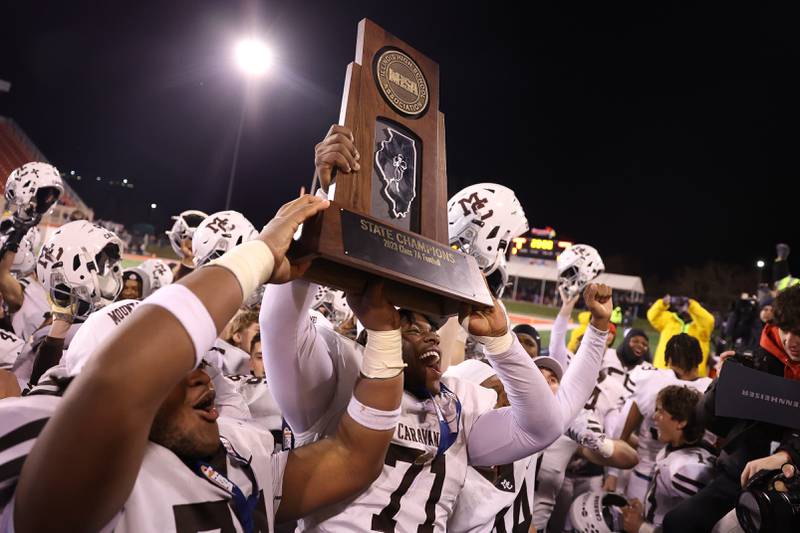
[143,284,217,368]
[598,437,615,459]
[346,395,401,431]
[205,240,274,301]
[475,331,514,355]
[361,328,405,379]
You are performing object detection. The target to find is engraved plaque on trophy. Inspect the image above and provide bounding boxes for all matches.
[289,18,492,316]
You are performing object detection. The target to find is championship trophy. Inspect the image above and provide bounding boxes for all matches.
[290,19,493,315]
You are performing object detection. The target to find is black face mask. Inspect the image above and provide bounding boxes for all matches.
[617,330,649,368]
[617,344,641,368]
[486,268,507,298]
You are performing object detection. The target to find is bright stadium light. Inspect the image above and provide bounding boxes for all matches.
[150,203,157,209]
[225,36,273,210]
[756,259,766,269]
[234,38,273,76]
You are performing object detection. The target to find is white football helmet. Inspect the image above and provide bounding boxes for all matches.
[138,259,173,293]
[166,209,208,259]
[122,258,173,300]
[0,219,41,276]
[557,244,604,300]
[4,162,64,223]
[568,491,628,533]
[192,210,258,267]
[36,221,124,320]
[448,183,528,274]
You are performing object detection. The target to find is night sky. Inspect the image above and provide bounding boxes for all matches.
[1,1,798,283]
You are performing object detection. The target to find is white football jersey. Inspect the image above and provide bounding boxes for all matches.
[0,393,61,513]
[0,330,24,371]
[0,389,287,533]
[448,454,539,533]
[626,370,712,502]
[643,444,715,527]
[224,374,282,432]
[13,321,82,390]
[532,435,578,531]
[291,330,497,533]
[206,338,252,375]
[10,278,49,342]
[583,350,656,425]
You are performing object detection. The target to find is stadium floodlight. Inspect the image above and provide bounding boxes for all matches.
[150,203,157,209]
[756,259,766,269]
[234,38,273,77]
[225,36,273,210]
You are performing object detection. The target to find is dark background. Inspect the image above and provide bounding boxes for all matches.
[1,1,798,299]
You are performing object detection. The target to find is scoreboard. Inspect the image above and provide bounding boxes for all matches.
[510,236,572,260]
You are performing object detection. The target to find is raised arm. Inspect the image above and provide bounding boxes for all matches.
[467,284,613,466]
[548,288,579,369]
[259,280,339,433]
[276,280,403,521]
[552,322,609,431]
[647,296,674,332]
[0,223,28,312]
[687,299,715,337]
[14,195,330,532]
[28,314,72,387]
[259,123,363,433]
[467,335,563,466]
[548,285,613,431]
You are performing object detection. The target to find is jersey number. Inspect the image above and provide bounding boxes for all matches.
[371,444,446,533]
[493,478,531,533]
[172,491,269,533]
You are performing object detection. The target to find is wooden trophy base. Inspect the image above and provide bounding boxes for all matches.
[289,202,493,317]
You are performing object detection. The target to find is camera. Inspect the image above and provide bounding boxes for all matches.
[670,296,690,311]
[736,464,800,533]
[728,350,756,367]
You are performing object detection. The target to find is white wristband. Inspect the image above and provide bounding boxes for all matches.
[143,284,217,368]
[346,395,401,431]
[361,328,406,379]
[475,331,515,355]
[205,240,274,301]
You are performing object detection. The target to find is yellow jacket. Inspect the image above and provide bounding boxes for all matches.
[567,311,592,353]
[647,298,715,376]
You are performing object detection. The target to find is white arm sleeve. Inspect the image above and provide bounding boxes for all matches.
[467,337,564,466]
[548,313,573,369]
[467,325,608,466]
[552,324,610,432]
[259,280,337,433]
